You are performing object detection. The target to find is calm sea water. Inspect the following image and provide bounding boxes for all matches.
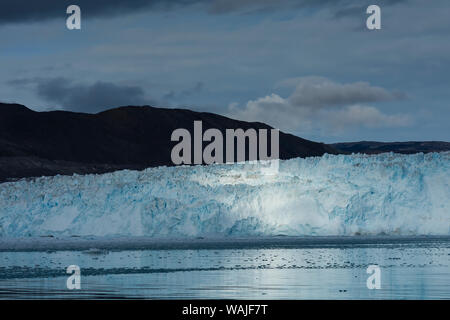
[0,237,449,299]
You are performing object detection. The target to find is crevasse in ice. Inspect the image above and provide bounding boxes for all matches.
[0,152,449,237]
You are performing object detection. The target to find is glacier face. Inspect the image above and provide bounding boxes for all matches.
[0,152,449,238]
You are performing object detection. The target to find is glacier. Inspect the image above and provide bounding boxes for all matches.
[0,152,449,238]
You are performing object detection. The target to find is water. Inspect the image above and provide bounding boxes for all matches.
[0,237,449,299]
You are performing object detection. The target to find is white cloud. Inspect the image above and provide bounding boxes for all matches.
[228,77,412,134]
[322,104,412,130]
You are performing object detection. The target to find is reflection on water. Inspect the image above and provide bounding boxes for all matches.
[0,241,449,299]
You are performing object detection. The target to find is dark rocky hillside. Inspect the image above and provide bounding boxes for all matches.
[0,103,337,182]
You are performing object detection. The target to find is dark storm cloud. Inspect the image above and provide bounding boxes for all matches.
[207,0,330,14]
[8,77,151,113]
[285,77,406,108]
[0,0,409,24]
[333,0,407,18]
[207,0,408,14]
[0,0,199,24]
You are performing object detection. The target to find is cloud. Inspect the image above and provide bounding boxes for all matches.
[208,0,408,14]
[229,93,310,130]
[228,77,412,134]
[207,0,299,14]
[323,104,412,129]
[8,77,150,113]
[281,76,405,108]
[0,0,199,25]
[333,0,407,18]
[0,0,410,24]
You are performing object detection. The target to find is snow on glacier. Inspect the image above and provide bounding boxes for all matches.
[0,152,449,237]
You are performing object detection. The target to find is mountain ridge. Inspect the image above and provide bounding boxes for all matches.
[0,102,337,182]
[1,102,449,182]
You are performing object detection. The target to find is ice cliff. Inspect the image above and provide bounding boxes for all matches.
[0,152,448,237]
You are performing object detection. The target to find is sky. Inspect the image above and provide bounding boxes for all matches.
[0,0,449,143]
